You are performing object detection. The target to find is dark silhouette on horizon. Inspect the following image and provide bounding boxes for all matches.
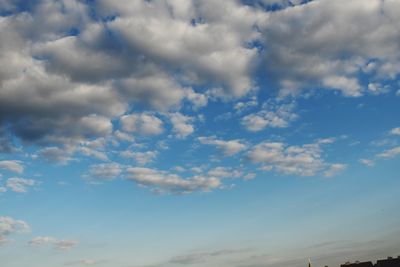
[337,256,400,267]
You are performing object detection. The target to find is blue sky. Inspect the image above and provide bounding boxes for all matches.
[0,0,400,266]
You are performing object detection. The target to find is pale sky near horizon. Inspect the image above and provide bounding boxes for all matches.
[0,0,400,267]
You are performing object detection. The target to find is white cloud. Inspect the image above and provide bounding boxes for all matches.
[234,98,258,112]
[28,236,57,246]
[262,0,400,97]
[198,136,247,156]
[389,127,400,136]
[78,146,108,161]
[168,113,195,139]
[100,0,264,97]
[121,150,158,165]
[359,159,375,167]
[54,240,78,250]
[126,167,222,194]
[207,167,242,179]
[114,130,134,142]
[185,88,208,109]
[38,146,75,165]
[6,177,39,193]
[377,146,400,159]
[121,113,164,136]
[247,141,345,177]
[367,83,390,95]
[241,102,297,132]
[29,236,78,250]
[87,163,122,181]
[0,216,30,245]
[323,163,347,177]
[0,160,24,174]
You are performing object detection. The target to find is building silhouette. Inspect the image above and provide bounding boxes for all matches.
[338,256,400,267]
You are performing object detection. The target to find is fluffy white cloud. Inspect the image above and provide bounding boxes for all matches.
[323,163,347,177]
[359,159,375,167]
[198,136,247,156]
[0,160,23,173]
[262,0,400,97]
[207,167,242,179]
[377,146,400,159]
[168,113,195,139]
[389,127,400,136]
[0,216,30,245]
[234,97,258,112]
[247,140,346,177]
[6,177,39,193]
[120,113,164,136]
[86,163,122,181]
[99,0,264,97]
[126,167,221,194]
[38,146,75,164]
[121,150,158,165]
[241,102,297,132]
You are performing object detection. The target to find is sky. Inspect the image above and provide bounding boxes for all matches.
[0,0,400,266]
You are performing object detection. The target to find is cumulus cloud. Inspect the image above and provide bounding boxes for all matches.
[247,140,346,177]
[121,150,158,165]
[86,163,122,181]
[359,159,375,167]
[0,216,30,245]
[323,163,347,177]
[207,167,243,179]
[168,113,195,139]
[198,136,247,156]
[0,0,264,132]
[261,0,400,97]
[126,167,222,194]
[377,146,400,159]
[0,160,23,173]
[120,113,164,136]
[241,102,297,132]
[389,127,400,136]
[6,177,39,193]
[38,146,75,164]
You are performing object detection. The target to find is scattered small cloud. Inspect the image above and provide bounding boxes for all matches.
[126,167,222,194]
[389,127,400,136]
[120,113,164,136]
[6,177,39,193]
[0,216,30,245]
[29,236,78,250]
[377,146,400,159]
[359,159,375,167]
[241,102,297,132]
[0,160,24,174]
[198,136,247,156]
[247,140,346,177]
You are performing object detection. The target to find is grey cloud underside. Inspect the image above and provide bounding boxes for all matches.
[0,0,263,144]
[0,0,398,194]
[263,0,400,96]
[1,0,399,145]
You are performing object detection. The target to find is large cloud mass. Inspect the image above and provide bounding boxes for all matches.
[0,0,399,194]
